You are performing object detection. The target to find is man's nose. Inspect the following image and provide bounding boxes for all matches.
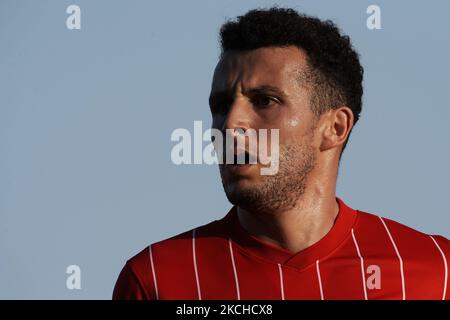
[221,97,252,133]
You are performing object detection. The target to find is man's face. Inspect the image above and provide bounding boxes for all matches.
[209,46,320,213]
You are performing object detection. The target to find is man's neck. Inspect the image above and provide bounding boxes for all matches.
[236,187,339,254]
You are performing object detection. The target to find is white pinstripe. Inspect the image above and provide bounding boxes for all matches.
[192,228,202,300]
[277,263,285,300]
[228,238,241,300]
[429,235,448,300]
[315,260,324,300]
[351,228,368,300]
[148,245,159,300]
[379,216,406,300]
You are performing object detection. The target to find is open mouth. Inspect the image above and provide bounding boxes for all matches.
[226,151,258,165]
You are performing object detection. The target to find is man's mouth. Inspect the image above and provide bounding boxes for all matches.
[222,151,257,175]
[225,151,257,165]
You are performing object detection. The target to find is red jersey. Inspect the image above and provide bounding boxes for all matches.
[113,198,449,300]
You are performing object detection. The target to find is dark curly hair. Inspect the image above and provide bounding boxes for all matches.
[219,7,364,150]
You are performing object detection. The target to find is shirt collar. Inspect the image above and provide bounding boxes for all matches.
[221,197,358,270]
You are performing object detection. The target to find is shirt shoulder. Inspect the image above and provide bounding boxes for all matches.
[112,246,154,300]
[113,218,227,300]
[353,208,449,299]
[355,208,449,255]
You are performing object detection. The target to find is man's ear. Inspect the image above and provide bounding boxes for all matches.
[319,106,354,152]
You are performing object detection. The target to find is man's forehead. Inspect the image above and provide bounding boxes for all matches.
[211,46,309,92]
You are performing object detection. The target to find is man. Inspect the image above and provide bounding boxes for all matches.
[113,8,448,300]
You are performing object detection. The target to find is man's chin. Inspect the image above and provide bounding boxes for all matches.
[223,181,262,205]
[221,163,263,185]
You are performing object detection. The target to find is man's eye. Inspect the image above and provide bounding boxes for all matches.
[251,95,278,107]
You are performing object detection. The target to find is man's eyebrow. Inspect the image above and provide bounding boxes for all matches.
[243,85,287,97]
[209,85,287,103]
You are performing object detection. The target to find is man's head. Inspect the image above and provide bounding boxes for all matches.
[209,7,363,213]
